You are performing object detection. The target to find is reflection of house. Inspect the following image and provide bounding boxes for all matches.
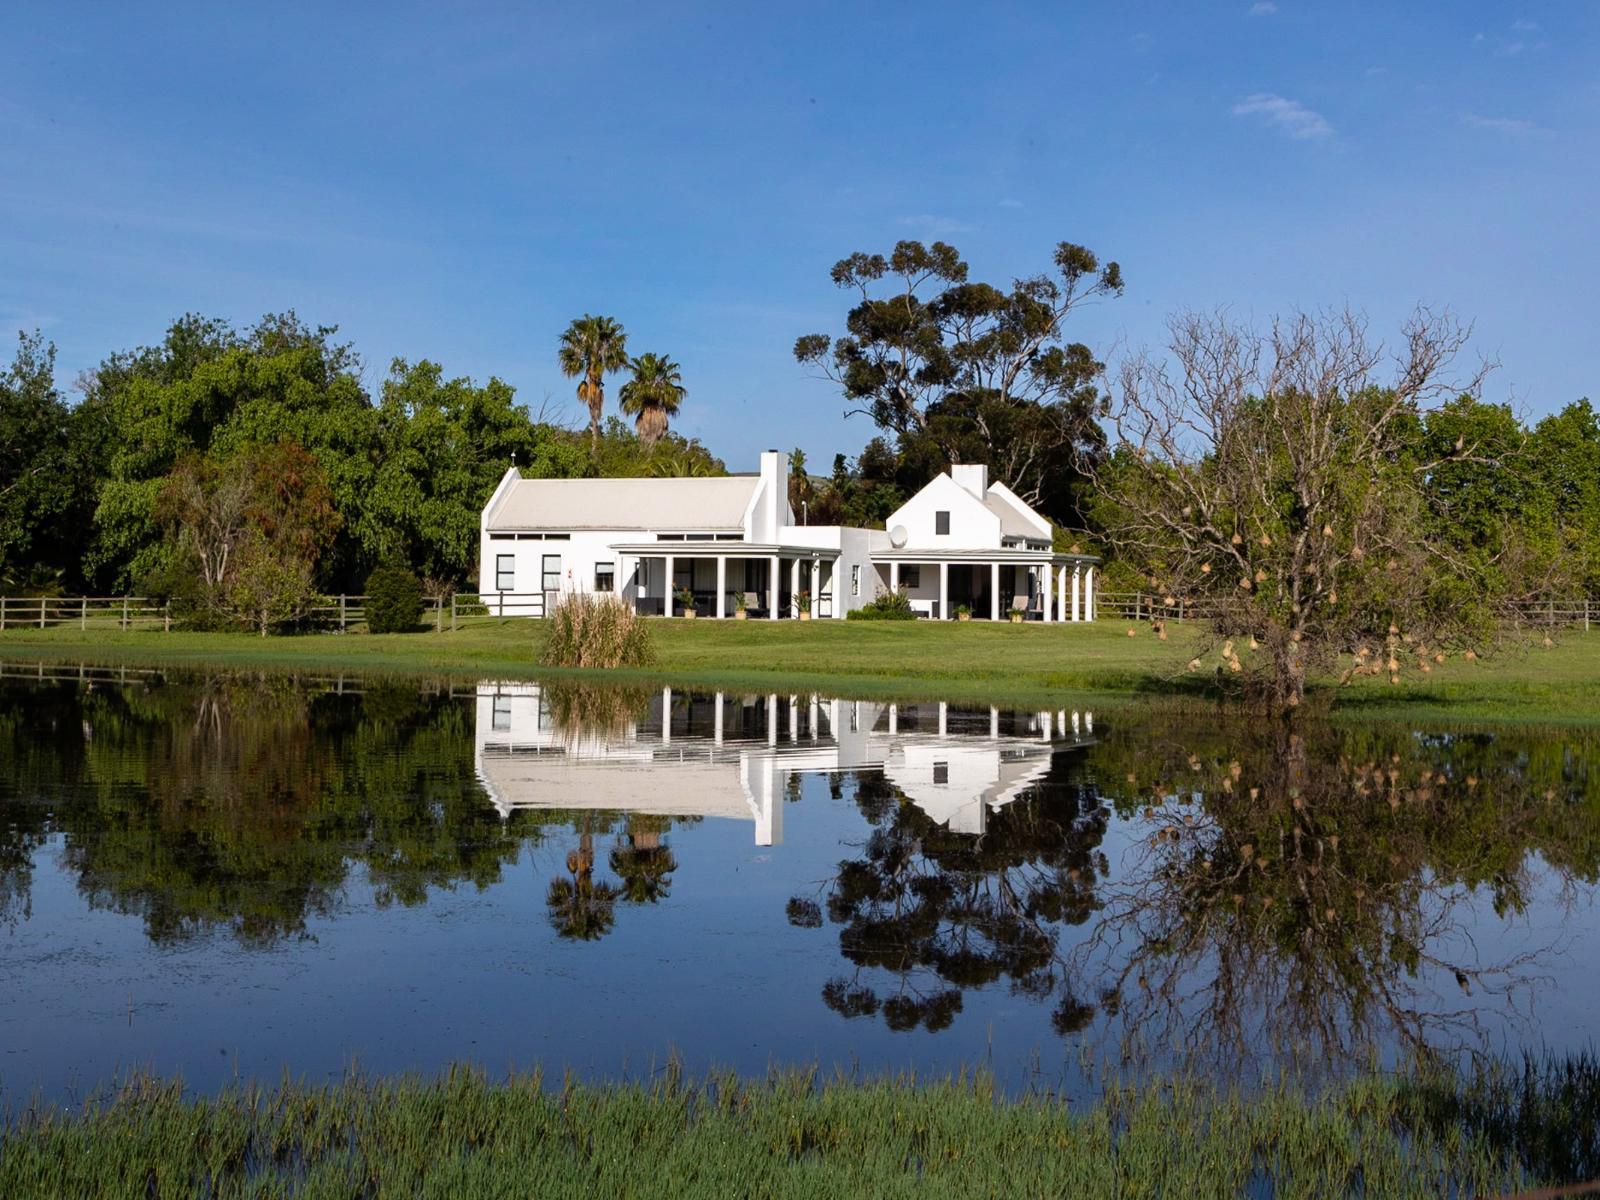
[473,685,1096,844]
[477,453,1098,621]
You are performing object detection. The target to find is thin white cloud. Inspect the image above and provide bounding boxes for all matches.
[898,214,976,235]
[1510,19,1539,32]
[1231,93,1334,139]
[1249,1,1277,14]
[1464,113,1553,138]
[997,199,1024,209]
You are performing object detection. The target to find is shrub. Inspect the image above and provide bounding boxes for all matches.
[847,588,917,621]
[365,564,424,633]
[541,594,655,669]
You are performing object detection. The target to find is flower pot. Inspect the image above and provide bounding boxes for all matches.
[1010,613,1023,624]
[957,612,970,622]
[734,610,747,621]
[799,611,812,621]
[683,610,696,620]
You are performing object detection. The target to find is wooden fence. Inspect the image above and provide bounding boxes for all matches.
[1098,592,1597,631]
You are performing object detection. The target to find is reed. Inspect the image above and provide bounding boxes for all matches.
[3,1055,1595,1198]
[539,594,655,670]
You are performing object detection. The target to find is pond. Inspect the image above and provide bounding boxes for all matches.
[1,663,1596,1102]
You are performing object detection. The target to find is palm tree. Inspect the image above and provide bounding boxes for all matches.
[617,353,686,450]
[558,315,629,451]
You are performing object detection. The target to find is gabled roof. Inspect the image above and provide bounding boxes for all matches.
[486,475,759,531]
[982,481,1052,539]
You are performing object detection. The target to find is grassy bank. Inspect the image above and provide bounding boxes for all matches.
[4,1059,1597,1198]
[0,617,1597,722]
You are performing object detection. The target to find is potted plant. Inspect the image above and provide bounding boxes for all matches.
[675,586,696,619]
[1010,599,1027,624]
[733,592,748,621]
[954,603,971,622]
[797,590,812,621]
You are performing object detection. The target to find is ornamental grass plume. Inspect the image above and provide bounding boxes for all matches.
[540,594,655,669]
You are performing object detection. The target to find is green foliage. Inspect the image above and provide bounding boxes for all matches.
[846,588,916,620]
[0,333,82,590]
[539,594,655,669]
[796,238,1121,527]
[364,563,424,633]
[558,314,629,449]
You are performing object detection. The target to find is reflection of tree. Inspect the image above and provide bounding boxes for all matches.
[799,765,1109,1033]
[0,673,539,945]
[1080,719,1600,1070]
[610,815,678,905]
[796,719,1600,1065]
[546,817,620,940]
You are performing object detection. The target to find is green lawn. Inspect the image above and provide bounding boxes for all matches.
[0,615,1596,722]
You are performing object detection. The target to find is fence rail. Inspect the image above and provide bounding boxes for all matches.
[0,591,1591,633]
[1097,591,1597,631]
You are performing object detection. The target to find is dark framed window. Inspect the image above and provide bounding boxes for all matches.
[933,761,949,785]
[935,510,950,536]
[542,554,561,592]
[491,695,512,731]
[851,565,861,596]
[902,565,921,588]
[495,554,515,592]
[595,562,615,592]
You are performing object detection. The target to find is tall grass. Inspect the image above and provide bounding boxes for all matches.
[3,1056,1597,1198]
[539,594,655,670]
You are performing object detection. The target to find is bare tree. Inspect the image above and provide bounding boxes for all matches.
[1091,307,1496,707]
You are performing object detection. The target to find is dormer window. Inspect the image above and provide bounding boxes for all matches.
[935,510,950,536]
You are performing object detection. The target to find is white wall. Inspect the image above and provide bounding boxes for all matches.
[885,472,1001,551]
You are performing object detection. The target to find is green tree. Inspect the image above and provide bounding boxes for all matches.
[795,240,1121,524]
[1528,400,1600,594]
[617,352,685,449]
[558,315,629,451]
[0,332,76,590]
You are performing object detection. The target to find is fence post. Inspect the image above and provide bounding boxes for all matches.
[451,594,457,634]
[340,594,347,633]
[435,596,443,634]
[0,596,5,630]
[498,591,504,618]
[81,596,88,631]
[40,597,47,629]
[121,597,128,631]
[164,602,171,633]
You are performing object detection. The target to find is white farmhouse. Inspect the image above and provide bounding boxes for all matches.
[478,452,1097,621]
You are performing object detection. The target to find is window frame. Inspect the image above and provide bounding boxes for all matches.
[850,564,861,597]
[594,561,616,593]
[541,553,561,592]
[935,510,951,536]
[495,553,515,592]
[902,565,921,589]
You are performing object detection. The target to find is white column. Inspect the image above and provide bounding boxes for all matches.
[715,556,727,619]
[664,554,676,617]
[789,558,801,616]
[990,562,1000,621]
[888,703,898,735]
[766,693,778,745]
[1085,565,1096,621]
[768,555,779,619]
[808,695,818,740]
[990,706,999,738]
[661,687,672,743]
[1043,561,1054,622]
[1071,564,1081,622]
[714,692,724,745]
[889,560,899,594]
[938,701,948,737]
[938,561,949,620]
[789,695,799,741]
[810,558,820,614]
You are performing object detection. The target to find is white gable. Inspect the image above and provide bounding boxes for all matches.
[983,481,1052,540]
[886,472,1000,550]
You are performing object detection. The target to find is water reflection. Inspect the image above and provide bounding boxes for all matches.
[475,682,1096,845]
[0,663,1595,1096]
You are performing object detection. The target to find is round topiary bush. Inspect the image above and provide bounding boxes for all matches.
[365,564,424,633]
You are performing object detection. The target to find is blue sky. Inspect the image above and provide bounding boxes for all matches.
[3,2,1595,467]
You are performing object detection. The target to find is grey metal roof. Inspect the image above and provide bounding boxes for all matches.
[487,475,758,531]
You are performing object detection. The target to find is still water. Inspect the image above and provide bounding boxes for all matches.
[0,665,1596,1101]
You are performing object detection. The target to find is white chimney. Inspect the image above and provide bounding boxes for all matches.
[950,463,988,500]
[757,449,790,540]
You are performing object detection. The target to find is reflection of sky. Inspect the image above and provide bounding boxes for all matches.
[2,679,1597,1103]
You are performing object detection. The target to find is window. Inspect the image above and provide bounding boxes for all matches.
[595,562,615,593]
[495,554,515,592]
[933,761,949,785]
[935,510,950,536]
[542,554,561,592]
[850,564,861,597]
[902,565,921,589]
[491,695,513,732]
